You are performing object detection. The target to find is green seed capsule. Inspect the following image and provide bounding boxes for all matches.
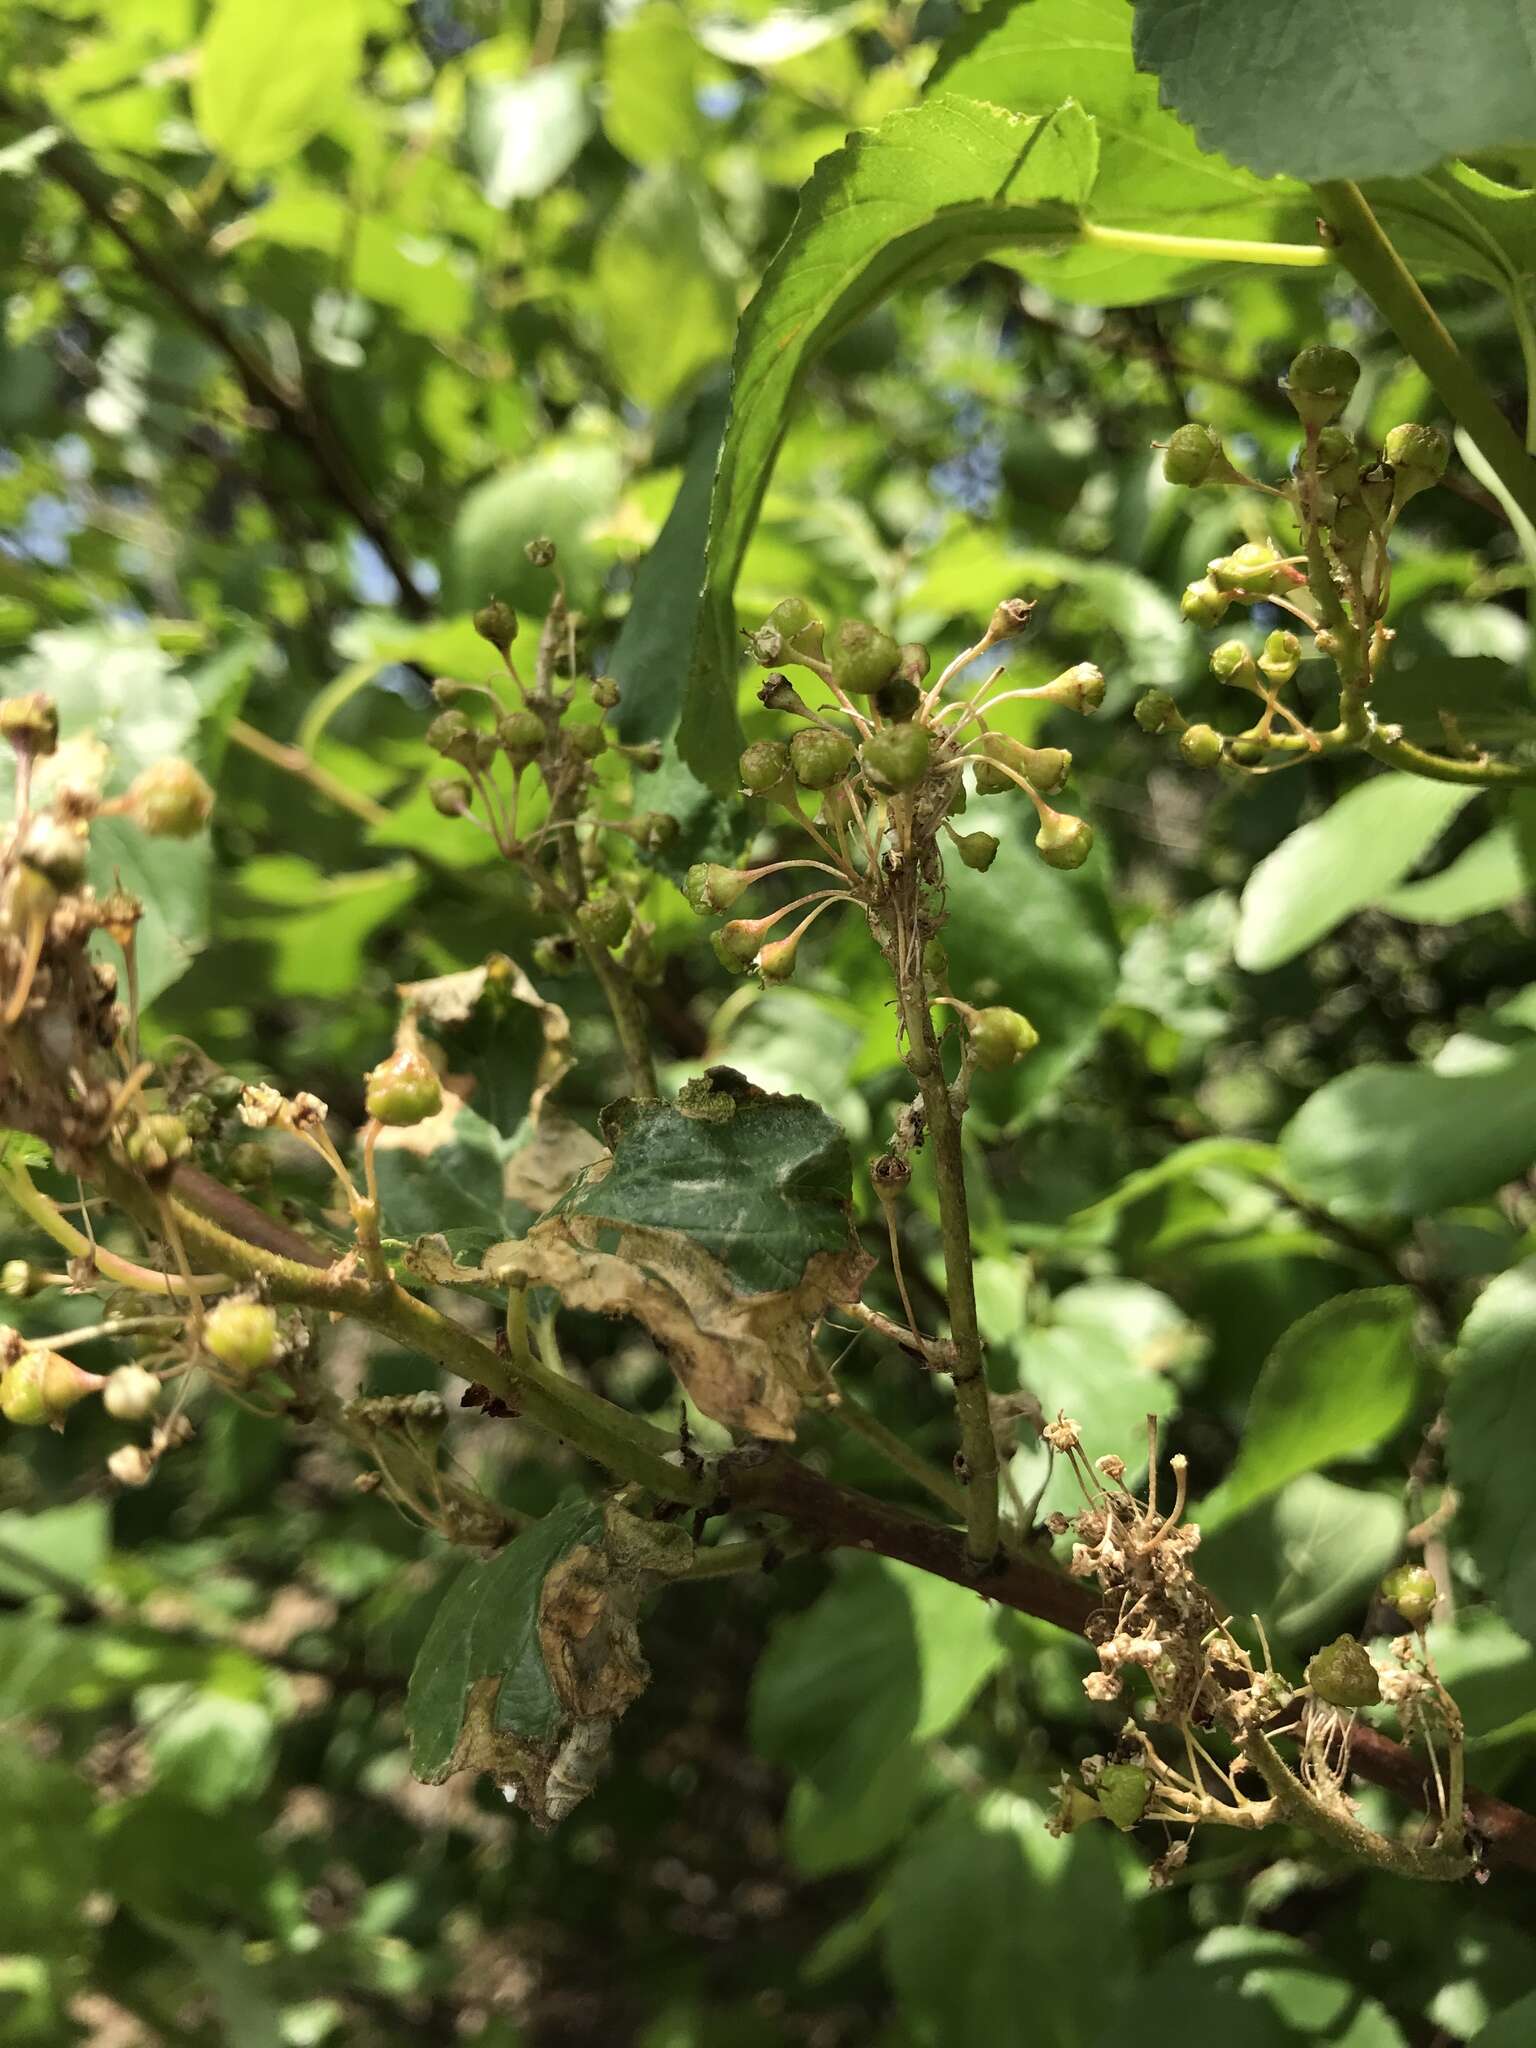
[1305,1633,1380,1709]
[790,728,856,790]
[685,864,751,915]
[952,830,999,872]
[1210,639,1258,688]
[1162,422,1222,487]
[473,598,518,653]
[128,760,214,838]
[827,620,900,697]
[1381,1563,1438,1629]
[1036,663,1105,714]
[1284,344,1360,429]
[498,709,546,761]
[1181,577,1231,628]
[1210,541,1287,595]
[1034,811,1093,870]
[739,739,792,793]
[969,1006,1039,1070]
[861,723,931,791]
[567,722,607,760]
[1097,1763,1150,1831]
[1259,630,1301,685]
[1,1350,103,1427]
[576,895,631,949]
[1179,723,1224,769]
[365,1048,443,1127]
[1133,690,1181,735]
[204,1299,281,1379]
[714,919,764,969]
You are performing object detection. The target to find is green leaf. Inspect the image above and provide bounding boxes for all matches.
[466,59,595,205]
[1131,1930,1407,2048]
[593,174,735,411]
[406,1496,602,1783]
[554,1087,860,1297]
[444,439,622,618]
[1446,1259,1536,1649]
[91,814,212,1010]
[148,1922,285,2048]
[602,3,710,167]
[1234,775,1477,972]
[1281,1046,1536,1220]
[1004,1279,1196,1513]
[1199,1290,1419,1530]
[223,855,418,999]
[935,0,1314,300]
[1477,1995,1536,2048]
[1426,1607,1536,1746]
[1197,1475,1404,1645]
[1379,825,1527,923]
[374,1099,527,1265]
[882,1792,1129,2048]
[139,1688,277,1814]
[1132,0,1536,182]
[193,0,368,172]
[0,1735,99,1953]
[750,1557,1006,1874]
[684,95,1098,784]
[0,1501,108,1597]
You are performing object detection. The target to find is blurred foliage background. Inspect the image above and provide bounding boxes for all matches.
[1,0,1535,2042]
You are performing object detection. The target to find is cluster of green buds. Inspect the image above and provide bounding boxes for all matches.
[422,542,673,993]
[681,594,1102,987]
[1144,346,1451,778]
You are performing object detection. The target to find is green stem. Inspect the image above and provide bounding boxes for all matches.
[97,1160,705,1506]
[1313,181,1536,532]
[893,982,1000,1565]
[1362,729,1536,785]
[1078,221,1332,270]
[1243,1727,1472,1882]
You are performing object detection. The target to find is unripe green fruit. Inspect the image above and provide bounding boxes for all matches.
[426,710,478,764]
[0,691,59,756]
[103,1364,162,1422]
[952,830,999,873]
[685,863,750,915]
[1134,690,1181,735]
[1037,663,1105,714]
[525,536,557,566]
[1210,639,1258,688]
[1259,630,1301,685]
[1,1350,102,1427]
[1306,1633,1380,1709]
[1285,344,1360,429]
[567,722,607,759]
[758,596,826,667]
[365,1047,443,1127]
[1,1259,40,1299]
[108,1444,155,1488]
[429,778,472,818]
[1383,424,1448,512]
[874,678,922,722]
[1330,498,1372,568]
[1210,541,1286,595]
[1097,1763,1150,1831]
[634,811,678,852]
[897,642,931,684]
[206,1073,246,1112]
[757,934,798,982]
[590,675,621,709]
[473,598,519,652]
[498,709,546,761]
[1179,723,1224,770]
[204,1298,280,1379]
[974,734,1072,797]
[1162,422,1222,487]
[1381,1563,1438,1629]
[969,1006,1039,1070]
[1359,463,1394,525]
[790,728,855,790]
[714,919,764,968]
[827,619,900,697]
[922,937,949,987]
[225,1141,272,1188]
[127,1113,193,1179]
[1181,577,1232,628]
[1227,739,1267,767]
[1313,425,1359,479]
[1035,811,1093,870]
[3,863,58,933]
[533,934,578,977]
[129,759,214,838]
[576,895,631,948]
[739,739,792,793]
[861,723,931,792]
[19,818,87,889]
